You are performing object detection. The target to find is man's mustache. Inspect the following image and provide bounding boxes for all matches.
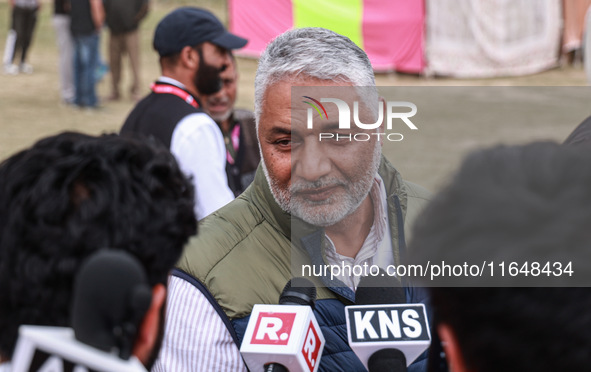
[207,97,230,105]
[290,177,347,193]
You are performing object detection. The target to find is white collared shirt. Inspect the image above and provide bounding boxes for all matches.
[153,178,395,372]
[324,176,394,290]
[157,76,234,220]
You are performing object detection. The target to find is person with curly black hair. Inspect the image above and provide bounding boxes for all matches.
[0,132,197,370]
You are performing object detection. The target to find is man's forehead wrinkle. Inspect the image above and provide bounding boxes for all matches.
[322,122,342,130]
[269,127,291,136]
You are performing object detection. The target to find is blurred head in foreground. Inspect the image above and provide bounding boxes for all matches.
[564,115,591,147]
[408,142,591,372]
[0,132,197,367]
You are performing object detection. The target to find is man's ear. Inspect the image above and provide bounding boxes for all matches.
[132,284,166,365]
[438,323,470,372]
[180,46,199,70]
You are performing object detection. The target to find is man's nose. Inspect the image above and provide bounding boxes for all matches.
[294,140,331,182]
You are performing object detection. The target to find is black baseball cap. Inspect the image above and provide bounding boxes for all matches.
[153,7,248,57]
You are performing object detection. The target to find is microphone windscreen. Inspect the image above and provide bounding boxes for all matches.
[278,277,317,308]
[355,271,405,305]
[264,362,289,372]
[71,249,152,359]
[368,348,407,372]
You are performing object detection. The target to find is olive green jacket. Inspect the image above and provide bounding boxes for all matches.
[177,156,431,320]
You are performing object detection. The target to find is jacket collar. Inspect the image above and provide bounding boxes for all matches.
[249,155,407,239]
[249,165,294,239]
[248,156,408,302]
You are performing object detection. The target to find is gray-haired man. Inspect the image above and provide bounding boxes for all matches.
[155,28,431,372]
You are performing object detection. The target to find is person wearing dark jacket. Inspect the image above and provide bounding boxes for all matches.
[121,7,247,220]
[103,0,148,101]
[154,27,431,372]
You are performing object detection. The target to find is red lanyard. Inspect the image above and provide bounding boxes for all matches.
[150,83,199,109]
[226,124,241,165]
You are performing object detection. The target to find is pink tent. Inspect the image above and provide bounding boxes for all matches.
[229,0,426,73]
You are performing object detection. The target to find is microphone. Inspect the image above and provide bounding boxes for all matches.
[240,278,325,372]
[278,278,317,309]
[346,273,431,372]
[10,326,147,372]
[368,349,407,372]
[10,250,152,372]
[71,250,152,360]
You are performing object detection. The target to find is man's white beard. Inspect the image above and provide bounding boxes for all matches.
[261,143,381,227]
[208,107,233,124]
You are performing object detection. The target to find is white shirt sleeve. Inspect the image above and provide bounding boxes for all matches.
[152,276,247,372]
[170,113,234,220]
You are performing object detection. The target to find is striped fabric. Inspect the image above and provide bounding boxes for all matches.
[324,177,390,290]
[152,276,247,372]
[154,178,392,370]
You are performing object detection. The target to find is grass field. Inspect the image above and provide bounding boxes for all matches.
[1,0,590,192]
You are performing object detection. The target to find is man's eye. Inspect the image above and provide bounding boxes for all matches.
[275,139,291,146]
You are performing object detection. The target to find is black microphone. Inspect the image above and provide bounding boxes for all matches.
[264,362,289,372]
[265,278,317,371]
[279,277,317,309]
[11,250,152,372]
[346,272,431,372]
[368,349,407,372]
[71,249,153,359]
[356,274,408,372]
[355,273,406,305]
[240,278,325,372]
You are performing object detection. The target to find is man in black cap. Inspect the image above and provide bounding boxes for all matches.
[121,7,248,220]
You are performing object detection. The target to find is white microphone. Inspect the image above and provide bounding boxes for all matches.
[346,275,431,371]
[240,278,326,372]
[10,325,147,372]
